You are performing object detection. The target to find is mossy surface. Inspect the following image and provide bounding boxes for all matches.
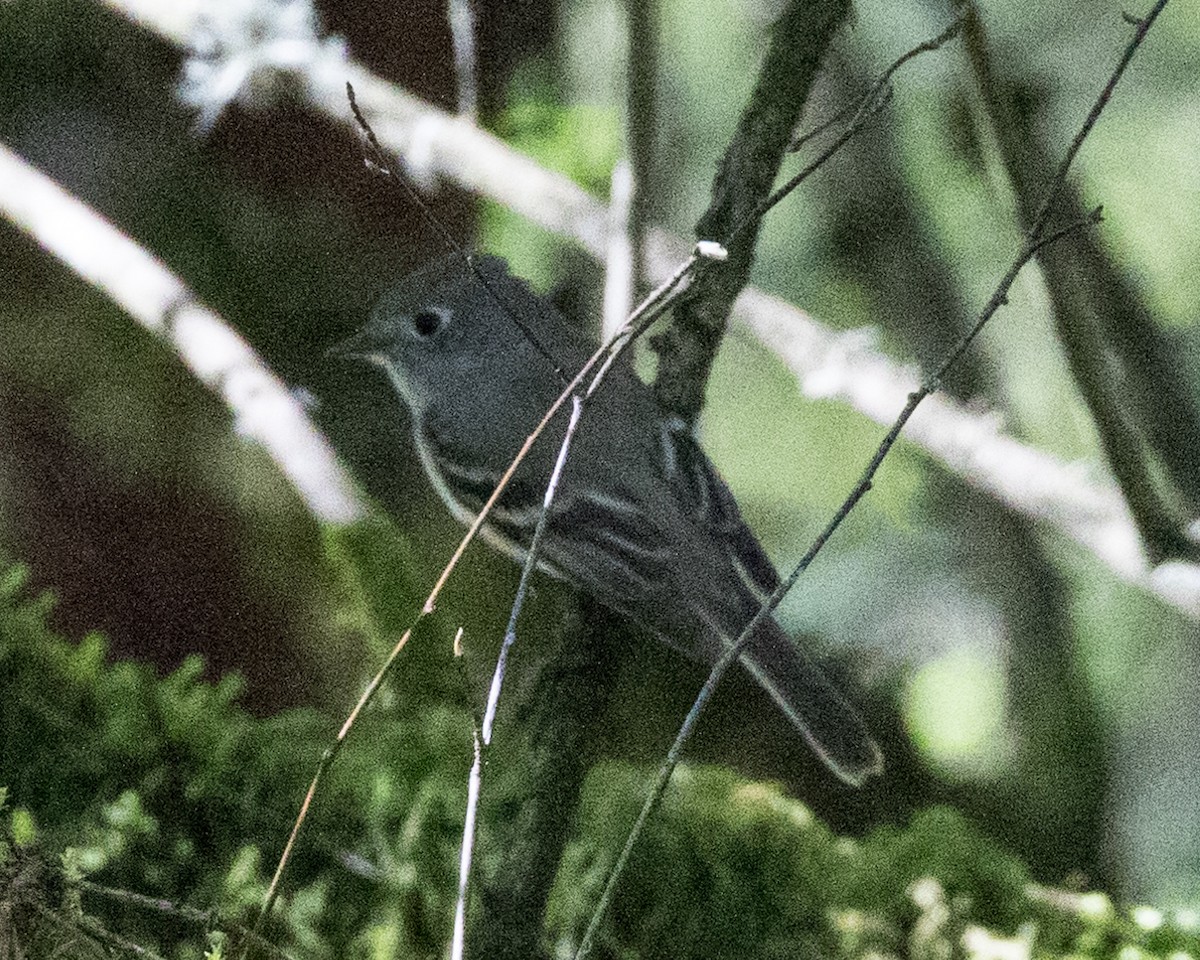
[1,564,1194,960]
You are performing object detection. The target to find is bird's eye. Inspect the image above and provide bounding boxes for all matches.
[411,308,446,338]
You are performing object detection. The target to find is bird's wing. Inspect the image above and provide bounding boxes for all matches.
[656,417,781,603]
[420,423,679,608]
[541,487,681,608]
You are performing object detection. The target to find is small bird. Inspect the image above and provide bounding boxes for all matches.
[330,254,882,785]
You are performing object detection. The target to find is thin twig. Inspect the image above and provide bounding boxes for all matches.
[483,395,587,743]
[1023,2,1167,239]
[572,0,1166,944]
[347,82,568,382]
[786,97,861,154]
[77,881,213,925]
[786,13,963,153]
[961,0,1194,560]
[727,14,963,246]
[450,398,584,956]
[449,726,482,960]
[575,227,1100,960]
[726,82,894,250]
[450,630,481,960]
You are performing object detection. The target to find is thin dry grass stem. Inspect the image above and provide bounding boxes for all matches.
[483,396,586,744]
[448,397,585,954]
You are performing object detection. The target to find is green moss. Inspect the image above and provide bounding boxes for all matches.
[2,562,1196,959]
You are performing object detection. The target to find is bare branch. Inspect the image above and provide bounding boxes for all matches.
[450,632,481,960]
[962,0,1196,562]
[602,160,637,340]
[623,0,658,298]
[483,396,586,744]
[571,0,1172,945]
[652,0,852,424]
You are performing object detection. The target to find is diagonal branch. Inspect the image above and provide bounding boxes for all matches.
[572,0,1172,947]
[961,0,1197,562]
[0,141,363,528]
[651,0,851,425]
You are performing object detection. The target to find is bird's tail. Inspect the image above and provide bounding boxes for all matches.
[738,618,883,786]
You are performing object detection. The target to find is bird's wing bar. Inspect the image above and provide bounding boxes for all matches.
[657,418,781,601]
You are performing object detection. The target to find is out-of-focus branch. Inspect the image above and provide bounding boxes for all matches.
[447,0,479,121]
[737,285,1200,615]
[0,141,363,527]
[960,1,1198,563]
[623,0,657,298]
[651,0,851,425]
[601,161,636,340]
[81,0,1200,618]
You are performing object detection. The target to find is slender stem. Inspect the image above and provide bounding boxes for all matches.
[572,0,1167,942]
[450,720,482,960]
[483,396,586,744]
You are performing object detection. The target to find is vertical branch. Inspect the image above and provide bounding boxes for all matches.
[624,0,658,297]
[603,0,659,340]
[602,161,637,339]
[447,0,479,121]
[652,0,853,424]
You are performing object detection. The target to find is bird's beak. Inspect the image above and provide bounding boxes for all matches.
[326,317,390,364]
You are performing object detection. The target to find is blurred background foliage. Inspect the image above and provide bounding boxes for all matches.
[1,0,1198,953]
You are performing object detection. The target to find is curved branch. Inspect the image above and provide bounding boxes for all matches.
[0,141,363,526]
